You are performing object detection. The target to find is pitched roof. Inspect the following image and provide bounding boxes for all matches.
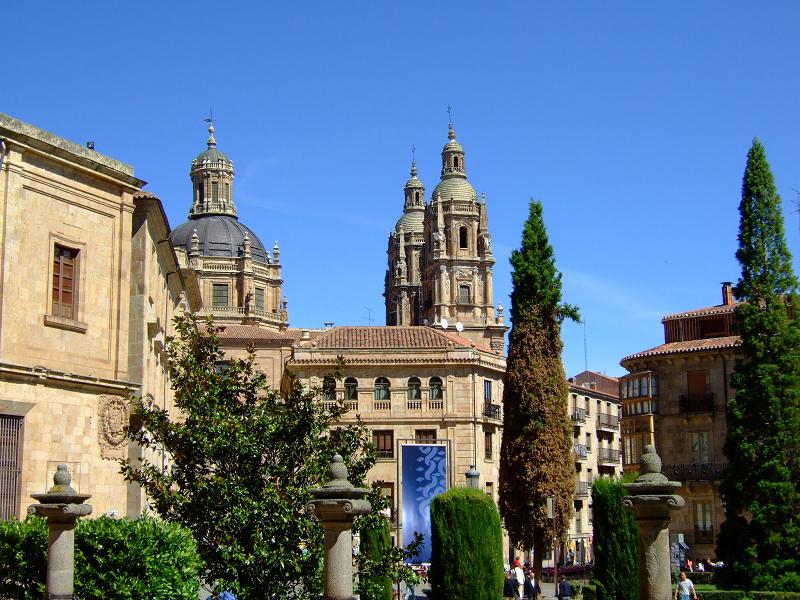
[308,326,489,352]
[570,370,620,397]
[621,335,741,363]
[215,325,294,342]
[662,303,737,321]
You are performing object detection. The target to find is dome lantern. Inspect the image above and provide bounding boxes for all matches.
[189,122,237,219]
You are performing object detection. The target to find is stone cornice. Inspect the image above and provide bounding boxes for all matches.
[0,361,138,394]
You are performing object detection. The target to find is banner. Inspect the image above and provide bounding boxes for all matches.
[401,444,447,563]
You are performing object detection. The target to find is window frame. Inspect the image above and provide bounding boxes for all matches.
[429,376,443,400]
[212,283,229,308]
[374,377,391,401]
[372,430,394,459]
[407,377,422,400]
[344,377,358,401]
[51,244,79,320]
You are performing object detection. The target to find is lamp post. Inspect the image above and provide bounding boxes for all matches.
[465,465,480,489]
[547,497,557,589]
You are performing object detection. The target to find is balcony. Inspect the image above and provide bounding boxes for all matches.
[679,393,715,414]
[574,481,590,497]
[662,462,725,482]
[484,403,502,420]
[573,444,589,460]
[694,527,714,544]
[598,448,621,465]
[597,413,619,431]
[571,407,586,423]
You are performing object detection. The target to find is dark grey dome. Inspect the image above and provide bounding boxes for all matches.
[171,215,269,263]
[193,147,230,164]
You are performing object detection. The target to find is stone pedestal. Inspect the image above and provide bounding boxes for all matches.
[29,464,92,600]
[623,445,684,600]
[307,455,371,600]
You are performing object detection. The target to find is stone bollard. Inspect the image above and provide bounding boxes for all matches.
[623,445,684,600]
[29,464,92,600]
[307,455,371,600]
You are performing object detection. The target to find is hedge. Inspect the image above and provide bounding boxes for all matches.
[0,515,201,600]
[694,592,747,600]
[582,584,597,600]
[428,487,504,600]
[748,593,800,600]
[672,571,717,585]
[357,520,393,600]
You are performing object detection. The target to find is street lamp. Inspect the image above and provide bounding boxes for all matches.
[465,465,480,489]
[547,497,558,588]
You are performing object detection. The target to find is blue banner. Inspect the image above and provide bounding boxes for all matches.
[402,444,447,563]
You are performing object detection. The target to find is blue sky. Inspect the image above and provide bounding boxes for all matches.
[5,2,800,377]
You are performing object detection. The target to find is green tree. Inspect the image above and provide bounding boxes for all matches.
[718,139,800,591]
[499,199,579,578]
[591,475,639,600]
[122,315,376,600]
[428,487,504,600]
[357,518,393,600]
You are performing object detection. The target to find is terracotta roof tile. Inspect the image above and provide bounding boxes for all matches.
[662,303,737,321]
[309,326,481,351]
[621,335,740,362]
[215,325,294,342]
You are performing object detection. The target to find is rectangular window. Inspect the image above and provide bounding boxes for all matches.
[380,482,395,522]
[52,245,79,319]
[695,502,713,530]
[687,369,708,396]
[212,283,229,308]
[585,432,592,451]
[415,429,437,442]
[212,181,219,203]
[254,287,265,311]
[0,415,23,520]
[485,431,493,459]
[224,182,230,202]
[484,379,492,403]
[458,285,470,304]
[372,430,394,458]
[485,481,494,497]
[690,431,710,464]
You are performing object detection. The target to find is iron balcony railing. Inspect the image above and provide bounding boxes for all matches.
[597,412,619,430]
[662,462,726,481]
[484,403,502,420]
[571,407,586,423]
[574,481,590,497]
[679,393,715,414]
[573,444,589,460]
[598,447,621,464]
[694,527,714,544]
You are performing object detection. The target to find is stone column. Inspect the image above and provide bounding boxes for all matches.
[29,464,93,600]
[623,445,684,600]
[307,455,371,600]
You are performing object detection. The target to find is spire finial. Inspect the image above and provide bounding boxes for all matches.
[447,105,455,140]
[204,108,216,148]
[410,146,418,178]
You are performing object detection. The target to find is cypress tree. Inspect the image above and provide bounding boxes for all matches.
[718,139,800,591]
[499,200,579,579]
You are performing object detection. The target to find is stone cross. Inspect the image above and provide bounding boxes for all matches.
[623,445,685,600]
[306,455,371,600]
[29,464,93,600]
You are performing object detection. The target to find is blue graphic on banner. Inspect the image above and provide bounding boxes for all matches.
[402,444,447,563]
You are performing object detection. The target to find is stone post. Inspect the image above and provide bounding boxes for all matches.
[623,445,684,600]
[307,455,371,600]
[29,464,92,600]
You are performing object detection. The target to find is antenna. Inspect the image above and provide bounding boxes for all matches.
[440,318,449,330]
[792,188,800,233]
[204,107,214,126]
[447,105,452,121]
[455,321,464,333]
[582,319,588,372]
[363,307,374,326]
[411,145,416,162]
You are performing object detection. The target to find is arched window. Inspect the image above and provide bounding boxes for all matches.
[407,377,421,400]
[375,377,391,401]
[344,377,358,400]
[414,191,420,203]
[459,226,468,249]
[454,156,460,169]
[429,377,443,400]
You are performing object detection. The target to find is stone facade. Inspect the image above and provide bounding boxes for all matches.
[619,283,740,561]
[0,113,198,520]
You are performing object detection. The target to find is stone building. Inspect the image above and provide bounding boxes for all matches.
[619,283,740,561]
[0,113,198,520]
[565,371,622,564]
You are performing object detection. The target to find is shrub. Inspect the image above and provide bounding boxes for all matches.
[358,520,393,600]
[0,515,201,600]
[672,571,716,585]
[748,593,800,600]
[591,476,639,600]
[429,487,504,600]
[582,583,597,600]
[694,591,747,600]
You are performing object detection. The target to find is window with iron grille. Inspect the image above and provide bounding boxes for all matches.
[458,285,471,304]
[0,415,23,520]
[415,429,437,442]
[429,377,443,400]
[52,245,79,319]
[485,430,493,459]
[212,283,229,308]
[484,379,492,403]
[374,378,390,401]
[254,287,265,311]
[344,377,358,400]
[407,377,421,400]
[373,430,394,458]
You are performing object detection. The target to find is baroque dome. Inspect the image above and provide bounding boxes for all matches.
[395,210,424,233]
[431,177,477,204]
[171,215,270,264]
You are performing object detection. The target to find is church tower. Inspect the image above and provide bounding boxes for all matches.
[385,158,426,325]
[171,123,288,330]
[420,121,506,350]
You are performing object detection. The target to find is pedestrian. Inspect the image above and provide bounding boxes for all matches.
[207,586,237,600]
[523,570,541,600]
[674,571,698,600]
[556,574,574,600]
[504,570,517,600]
[513,559,525,599]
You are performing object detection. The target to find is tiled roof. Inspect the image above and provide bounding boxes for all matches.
[621,335,741,362]
[570,370,620,397]
[215,325,294,342]
[662,303,737,321]
[309,326,484,351]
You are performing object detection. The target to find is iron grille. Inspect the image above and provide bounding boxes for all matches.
[0,415,23,520]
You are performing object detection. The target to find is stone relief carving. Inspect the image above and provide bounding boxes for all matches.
[98,395,128,460]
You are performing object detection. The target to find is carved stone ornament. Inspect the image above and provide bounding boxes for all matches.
[98,395,128,460]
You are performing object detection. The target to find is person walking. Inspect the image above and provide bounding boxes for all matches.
[556,575,574,600]
[504,570,517,599]
[523,570,541,599]
[675,571,698,600]
[513,559,525,599]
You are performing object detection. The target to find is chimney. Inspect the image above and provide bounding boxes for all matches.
[300,330,311,340]
[722,281,734,306]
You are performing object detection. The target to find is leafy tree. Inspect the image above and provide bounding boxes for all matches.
[428,487,504,600]
[591,475,639,600]
[718,139,800,591]
[122,315,377,600]
[499,199,579,579]
[357,518,393,600]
